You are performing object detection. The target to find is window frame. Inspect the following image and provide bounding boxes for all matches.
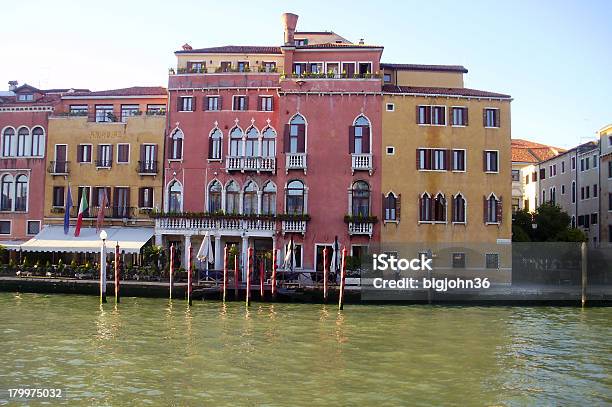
[484,150,500,173]
[451,106,468,127]
[484,107,500,128]
[417,105,447,126]
[26,220,40,236]
[0,219,11,235]
[116,143,130,164]
[179,96,193,112]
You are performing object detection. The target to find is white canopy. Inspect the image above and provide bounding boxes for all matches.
[0,240,26,251]
[20,226,154,254]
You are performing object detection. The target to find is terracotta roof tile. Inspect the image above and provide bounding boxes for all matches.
[175,45,282,54]
[296,43,383,49]
[62,86,167,98]
[511,139,566,163]
[381,63,468,73]
[382,85,511,99]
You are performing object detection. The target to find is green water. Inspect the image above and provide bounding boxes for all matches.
[0,294,610,406]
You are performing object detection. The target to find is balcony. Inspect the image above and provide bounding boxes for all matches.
[138,160,158,175]
[351,153,373,175]
[68,206,136,219]
[95,159,112,169]
[48,161,69,175]
[285,153,307,174]
[225,156,276,173]
[348,222,374,237]
[282,220,307,235]
[155,216,275,234]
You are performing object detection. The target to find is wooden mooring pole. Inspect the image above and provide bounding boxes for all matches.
[114,243,120,304]
[260,257,265,299]
[222,246,228,303]
[246,247,252,306]
[187,244,193,306]
[271,249,277,298]
[581,242,587,307]
[338,247,347,310]
[169,244,174,300]
[323,247,328,303]
[234,255,239,299]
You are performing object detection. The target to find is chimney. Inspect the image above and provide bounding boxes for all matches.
[281,13,299,46]
[359,39,365,45]
[8,81,18,91]
[182,43,193,51]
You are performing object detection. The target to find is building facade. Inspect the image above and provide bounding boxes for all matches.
[599,124,612,246]
[44,87,167,230]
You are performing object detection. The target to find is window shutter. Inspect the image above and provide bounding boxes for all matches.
[297,124,306,152]
[497,197,503,223]
[218,95,223,110]
[109,145,114,163]
[191,96,196,111]
[425,106,432,124]
[483,109,487,127]
[349,126,356,154]
[416,149,420,170]
[382,193,386,220]
[362,126,370,153]
[203,96,208,111]
[77,145,83,163]
[177,138,183,159]
[450,194,455,222]
[97,144,102,161]
[397,193,401,221]
[495,109,500,127]
[416,105,420,124]
[177,96,182,112]
[125,188,131,211]
[483,196,488,223]
[283,124,291,153]
[244,96,249,111]
[139,188,144,208]
[269,97,274,111]
[483,151,487,172]
[139,144,145,163]
[425,149,431,170]
[445,149,451,170]
[208,135,214,159]
[113,188,119,208]
[419,195,424,221]
[464,107,469,126]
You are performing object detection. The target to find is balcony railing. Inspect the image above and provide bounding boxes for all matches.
[68,206,136,219]
[285,153,307,174]
[351,153,373,175]
[156,217,275,233]
[225,156,276,173]
[348,222,374,237]
[282,220,307,235]
[138,160,158,175]
[282,72,382,80]
[48,161,69,175]
[95,159,112,168]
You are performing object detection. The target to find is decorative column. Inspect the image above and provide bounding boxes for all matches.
[241,234,249,281]
[257,191,263,214]
[214,233,222,270]
[184,234,191,269]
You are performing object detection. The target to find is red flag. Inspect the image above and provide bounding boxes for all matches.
[96,189,107,232]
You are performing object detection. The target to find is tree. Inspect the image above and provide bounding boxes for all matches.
[554,228,587,242]
[512,203,586,242]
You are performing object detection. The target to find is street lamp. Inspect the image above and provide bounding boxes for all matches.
[99,230,107,303]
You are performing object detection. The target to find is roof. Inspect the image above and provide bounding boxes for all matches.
[382,85,511,99]
[538,141,599,164]
[43,88,90,94]
[511,139,565,163]
[0,94,60,107]
[381,63,468,73]
[176,45,282,54]
[61,86,167,98]
[296,43,383,49]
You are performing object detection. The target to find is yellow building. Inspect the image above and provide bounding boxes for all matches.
[43,87,167,231]
[380,64,512,277]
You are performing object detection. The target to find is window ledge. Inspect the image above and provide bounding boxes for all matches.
[383,220,399,224]
[485,222,501,225]
[417,124,447,127]
[207,159,222,162]
[451,125,467,128]
[418,169,448,172]
[485,171,499,174]
[418,221,447,225]
[452,221,467,225]
[451,170,466,173]
[167,159,183,163]
[484,126,500,129]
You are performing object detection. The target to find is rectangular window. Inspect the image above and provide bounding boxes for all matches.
[27,220,40,235]
[95,105,114,122]
[561,161,565,173]
[220,61,231,72]
[609,193,612,210]
[484,108,500,128]
[591,213,598,225]
[233,96,247,111]
[146,104,166,115]
[77,144,92,163]
[532,172,537,182]
[120,104,139,122]
[293,63,307,76]
[92,187,111,208]
[117,144,130,164]
[52,186,65,207]
[484,151,499,172]
[97,144,112,168]
[18,94,33,101]
[586,186,590,199]
[70,105,88,115]
[206,96,220,111]
[262,62,276,72]
[417,148,449,171]
[540,168,546,180]
[259,96,273,111]
[571,156,576,170]
[417,105,446,125]
[485,253,499,269]
[310,62,324,74]
[608,161,612,178]
[452,253,466,268]
[511,169,520,181]
[237,61,249,72]
[593,155,598,168]
[451,107,468,126]
[525,175,529,184]
[180,97,193,112]
[284,243,303,269]
[452,150,466,171]
[594,184,598,198]
[0,220,10,235]
[383,73,391,83]
[358,62,372,75]
[386,103,395,112]
[139,187,153,208]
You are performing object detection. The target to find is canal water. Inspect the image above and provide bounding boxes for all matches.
[0,293,610,406]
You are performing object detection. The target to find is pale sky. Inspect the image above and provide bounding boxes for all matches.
[1,0,610,149]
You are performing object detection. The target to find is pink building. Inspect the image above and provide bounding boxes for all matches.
[0,83,86,248]
[156,13,383,278]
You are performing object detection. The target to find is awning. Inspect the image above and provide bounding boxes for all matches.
[20,226,154,254]
[0,240,27,251]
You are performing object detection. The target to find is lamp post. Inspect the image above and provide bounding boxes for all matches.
[99,230,108,303]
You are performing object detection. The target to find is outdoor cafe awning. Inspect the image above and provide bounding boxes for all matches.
[19,226,154,254]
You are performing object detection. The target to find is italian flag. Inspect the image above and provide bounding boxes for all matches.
[74,192,88,237]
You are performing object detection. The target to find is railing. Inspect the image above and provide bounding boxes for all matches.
[138,160,158,175]
[351,153,373,174]
[225,156,276,173]
[348,221,374,237]
[285,153,307,173]
[68,206,136,219]
[156,217,275,232]
[95,159,112,168]
[282,220,307,235]
[172,66,279,74]
[48,161,69,174]
[282,72,382,80]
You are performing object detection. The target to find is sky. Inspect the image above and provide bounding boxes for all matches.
[1,0,610,148]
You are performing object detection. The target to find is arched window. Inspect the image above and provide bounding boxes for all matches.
[17,127,29,157]
[208,181,222,213]
[31,127,44,157]
[225,181,240,214]
[452,194,466,223]
[286,114,306,153]
[229,127,243,157]
[262,181,276,215]
[261,127,276,157]
[419,192,432,222]
[15,175,28,211]
[350,116,371,154]
[1,174,14,211]
[2,128,15,157]
[245,127,259,158]
[485,194,501,224]
[168,181,182,212]
[433,193,446,222]
[351,181,370,216]
[384,192,398,221]
[286,180,305,214]
[243,181,258,214]
[209,128,222,160]
[169,129,183,160]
